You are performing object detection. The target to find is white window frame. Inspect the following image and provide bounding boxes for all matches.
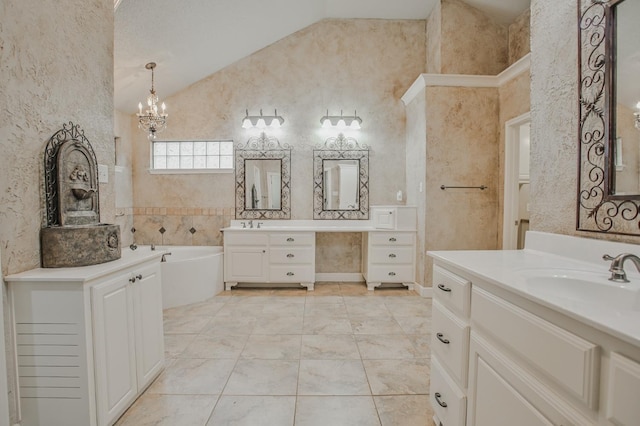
[149,139,235,174]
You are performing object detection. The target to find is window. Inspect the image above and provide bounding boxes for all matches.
[152,140,234,172]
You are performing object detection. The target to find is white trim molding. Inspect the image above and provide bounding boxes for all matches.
[401,53,531,106]
[412,282,433,298]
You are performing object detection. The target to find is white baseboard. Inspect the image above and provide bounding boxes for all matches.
[413,283,433,298]
[315,273,364,282]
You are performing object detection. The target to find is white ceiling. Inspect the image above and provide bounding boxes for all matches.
[114,0,530,113]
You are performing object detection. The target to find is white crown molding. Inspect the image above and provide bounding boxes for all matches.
[401,53,531,106]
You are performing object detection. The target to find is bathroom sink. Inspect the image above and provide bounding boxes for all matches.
[516,268,640,312]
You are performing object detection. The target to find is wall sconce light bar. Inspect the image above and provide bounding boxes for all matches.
[320,110,362,130]
[635,102,640,130]
[242,109,284,129]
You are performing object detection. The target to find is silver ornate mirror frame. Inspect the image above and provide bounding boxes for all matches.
[235,133,291,219]
[313,134,369,220]
[578,0,640,234]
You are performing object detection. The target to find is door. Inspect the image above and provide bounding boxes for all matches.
[131,263,164,389]
[92,274,137,426]
[225,247,268,282]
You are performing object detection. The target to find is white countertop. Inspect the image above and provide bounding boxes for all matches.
[222,219,415,233]
[429,232,640,347]
[5,248,166,283]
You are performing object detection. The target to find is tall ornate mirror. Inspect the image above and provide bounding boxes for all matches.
[313,134,369,219]
[578,0,640,234]
[235,133,291,219]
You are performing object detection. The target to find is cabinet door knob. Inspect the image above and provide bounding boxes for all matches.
[389,237,397,242]
[136,274,143,280]
[129,277,136,283]
[388,253,396,258]
[287,253,295,258]
[437,283,452,292]
[286,272,295,276]
[388,272,396,276]
[434,392,448,408]
[287,237,295,242]
[436,333,450,344]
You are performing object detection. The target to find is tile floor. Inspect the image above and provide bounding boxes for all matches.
[115,283,435,426]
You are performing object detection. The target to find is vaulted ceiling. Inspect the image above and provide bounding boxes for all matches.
[114,0,530,113]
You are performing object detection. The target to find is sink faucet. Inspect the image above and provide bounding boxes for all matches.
[248,219,254,229]
[603,253,640,283]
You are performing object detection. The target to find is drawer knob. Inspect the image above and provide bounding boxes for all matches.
[287,237,295,242]
[437,283,452,292]
[129,277,136,283]
[388,272,396,276]
[136,274,142,280]
[388,253,396,258]
[287,272,295,276]
[434,392,448,408]
[436,333,450,345]
[389,237,397,242]
[287,253,295,258]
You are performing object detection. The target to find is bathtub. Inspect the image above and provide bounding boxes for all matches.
[156,246,224,309]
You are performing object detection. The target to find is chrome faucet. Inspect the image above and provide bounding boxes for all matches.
[248,219,254,229]
[130,242,137,251]
[603,253,640,283]
[151,244,155,251]
[161,252,172,262]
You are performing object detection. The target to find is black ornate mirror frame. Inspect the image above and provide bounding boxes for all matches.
[578,0,640,234]
[235,132,291,219]
[313,134,369,220]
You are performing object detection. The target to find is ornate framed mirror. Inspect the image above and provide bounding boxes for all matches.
[313,134,369,220]
[578,0,640,234]
[235,133,291,219]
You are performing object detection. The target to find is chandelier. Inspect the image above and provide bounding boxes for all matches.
[137,62,167,139]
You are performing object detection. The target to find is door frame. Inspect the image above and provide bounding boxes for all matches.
[503,112,530,250]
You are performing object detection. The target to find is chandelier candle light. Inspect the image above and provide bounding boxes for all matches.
[137,62,167,140]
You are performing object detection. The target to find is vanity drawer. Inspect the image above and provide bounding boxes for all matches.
[367,265,414,282]
[269,247,314,264]
[269,233,314,246]
[432,300,470,387]
[269,265,314,282]
[369,246,414,264]
[472,286,599,409]
[224,232,268,246]
[432,265,471,317]
[369,232,414,245]
[430,356,467,426]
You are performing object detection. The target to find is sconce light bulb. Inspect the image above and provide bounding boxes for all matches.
[242,118,252,129]
[270,118,281,128]
[256,118,267,129]
[350,120,361,130]
[636,101,640,110]
[336,119,347,130]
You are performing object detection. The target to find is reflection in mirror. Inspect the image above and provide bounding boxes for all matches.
[235,133,291,219]
[578,0,640,234]
[322,159,360,210]
[613,0,640,195]
[244,159,282,210]
[313,134,369,220]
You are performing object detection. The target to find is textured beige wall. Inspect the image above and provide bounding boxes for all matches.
[131,19,426,273]
[114,109,134,247]
[405,89,427,286]
[423,86,500,285]
[315,233,362,273]
[497,70,531,247]
[439,0,508,75]
[0,0,114,421]
[530,0,640,243]
[426,2,442,74]
[509,9,531,65]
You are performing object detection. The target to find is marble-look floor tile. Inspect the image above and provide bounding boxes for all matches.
[355,334,419,359]
[345,303,392,318]
[215,303,265,318]
[363,359,430,395]
[252,315,304,334]
[304,295,344,304]
[224,359,299,395]
[407,334,432,359]
[202,316,257,335]
[206,395,296,426]
[262,302,305,316]
[147,358,236,395]
[339,283,372,296]
[374,395,435,426]
[180,334,248,359]
[163,315,212,334]
[302,316,353,334]
[385,301,432,318]
[240,334,302,359]
[115,393,217,426]
[163,300,226,319]
[308,283,341,296]
[298,360,370,395]
[301,335,360,359]
[304,303,348,318]
[164,333,197,358]
[349,317,405,335]
[393,316,432,334]
[295,396,381,426]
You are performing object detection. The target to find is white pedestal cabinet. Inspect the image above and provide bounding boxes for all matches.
[6,252,165,426]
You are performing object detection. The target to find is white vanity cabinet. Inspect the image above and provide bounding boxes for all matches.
[224,230,315,290]
[362,232,416,290]
[429,256,640,426]
[7,253,165,426]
